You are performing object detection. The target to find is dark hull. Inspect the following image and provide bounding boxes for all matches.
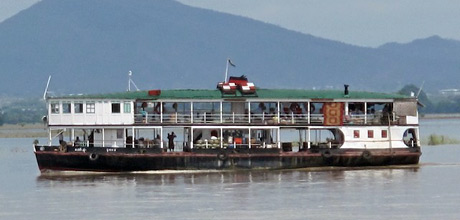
[34,146,421,172]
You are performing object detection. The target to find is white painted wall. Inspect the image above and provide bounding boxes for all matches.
[48,99,134,125]
[340,126,416,149]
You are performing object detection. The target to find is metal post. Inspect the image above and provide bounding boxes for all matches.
[344,102,349,124]
[364,102,367,124]
[388,115,392,153]
[160,127,163,149]
[123,128,126,148]
[277,128,281,148]
[49,128,52,146]
[190,128,194,149]
[277,102,280,124]
[248,102,251,123]
[190,102,194,123]
[248,128,251,149]
[220,101,223,123]
[220,128,223,148]
[102,128,105,147]
[160,101,163,123]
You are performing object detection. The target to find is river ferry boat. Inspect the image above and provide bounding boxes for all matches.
[34,76,421,172]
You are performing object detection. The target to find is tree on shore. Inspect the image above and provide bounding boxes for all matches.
[398,84,433,112]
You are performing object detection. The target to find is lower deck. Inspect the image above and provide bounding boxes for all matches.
[45,124,420,152]
[34,145,421,172]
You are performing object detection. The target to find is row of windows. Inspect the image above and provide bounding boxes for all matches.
[353,129,388,139]
[50,101,131,114]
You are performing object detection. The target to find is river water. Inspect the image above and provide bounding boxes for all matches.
[1,119,460,220]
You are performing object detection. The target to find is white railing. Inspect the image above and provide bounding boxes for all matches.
[134,112,405,125]
[222,113,249,123]
[343,114,366,125]
[309,113,324,124]
[163,113,192,123]
[193,140,278,149]
[193,112,221,123]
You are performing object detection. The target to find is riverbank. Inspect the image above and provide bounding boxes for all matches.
[420,113,460,119]
[0,123,47,138]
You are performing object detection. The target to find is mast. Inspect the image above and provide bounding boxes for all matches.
[128,70,140,91]
[43,75,52,100]
[224,58,236,82]
[224,59,229,82]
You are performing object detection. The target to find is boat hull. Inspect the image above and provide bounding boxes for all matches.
[34,146,421,172]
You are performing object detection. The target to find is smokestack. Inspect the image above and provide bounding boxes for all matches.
[344,84,349,96]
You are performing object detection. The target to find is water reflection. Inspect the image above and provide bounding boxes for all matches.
[36,167,420,188]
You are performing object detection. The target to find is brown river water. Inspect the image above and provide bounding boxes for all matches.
[1,119,460,220]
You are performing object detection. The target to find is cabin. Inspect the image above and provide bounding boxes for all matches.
[45,88,419,151]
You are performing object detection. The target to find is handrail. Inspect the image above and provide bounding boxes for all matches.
[134,112,405,125]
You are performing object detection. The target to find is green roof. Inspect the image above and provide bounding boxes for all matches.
[50,89,411,101]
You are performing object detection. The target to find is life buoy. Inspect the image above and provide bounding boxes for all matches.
[217,151,228,161]
[361,150,372,160]
[322,150,332,158]
[89,153,99,161]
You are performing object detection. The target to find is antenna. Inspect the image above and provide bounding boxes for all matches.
[128,71,132,91]
[43,75,52,100]
[416,81,425,98]
[224,59,229,82]
[224,58,236,82]
[128,70,140,91]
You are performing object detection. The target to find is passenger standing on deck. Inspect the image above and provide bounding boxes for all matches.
[167,132,176,152]
[74,136,81,147]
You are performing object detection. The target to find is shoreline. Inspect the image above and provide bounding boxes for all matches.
[0,123,48,138]
[420,113,460,119]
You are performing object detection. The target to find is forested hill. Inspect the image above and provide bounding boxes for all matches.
[0,0,459,97]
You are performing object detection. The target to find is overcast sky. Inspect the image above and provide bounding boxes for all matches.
[1,0,459,47]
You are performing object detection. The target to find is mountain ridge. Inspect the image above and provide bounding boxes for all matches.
[0,0,459,97]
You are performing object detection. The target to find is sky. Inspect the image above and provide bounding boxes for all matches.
[1,0,459,47]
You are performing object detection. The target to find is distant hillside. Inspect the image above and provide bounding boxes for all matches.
[0,0,459,97]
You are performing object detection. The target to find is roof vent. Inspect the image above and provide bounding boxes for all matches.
[344,84,349,96]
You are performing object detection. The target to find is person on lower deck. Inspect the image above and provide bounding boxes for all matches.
[74,136,81,147]
[167,132,176,152]
[154,134,161,147]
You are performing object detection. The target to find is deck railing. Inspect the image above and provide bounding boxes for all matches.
[134,112,402,126]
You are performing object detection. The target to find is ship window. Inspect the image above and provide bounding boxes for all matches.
[353,130,360,138]
[123,102,131,113]
[368,130,374,138]
[50,102,60,114]
[74,102,83,113]
[403,128,417,147]
[86,102,95,113]
[62,102,71,114]
[381,130,388,138]
[112,102,121,113]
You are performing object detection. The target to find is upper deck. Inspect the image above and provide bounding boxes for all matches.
[46,89,419,127]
